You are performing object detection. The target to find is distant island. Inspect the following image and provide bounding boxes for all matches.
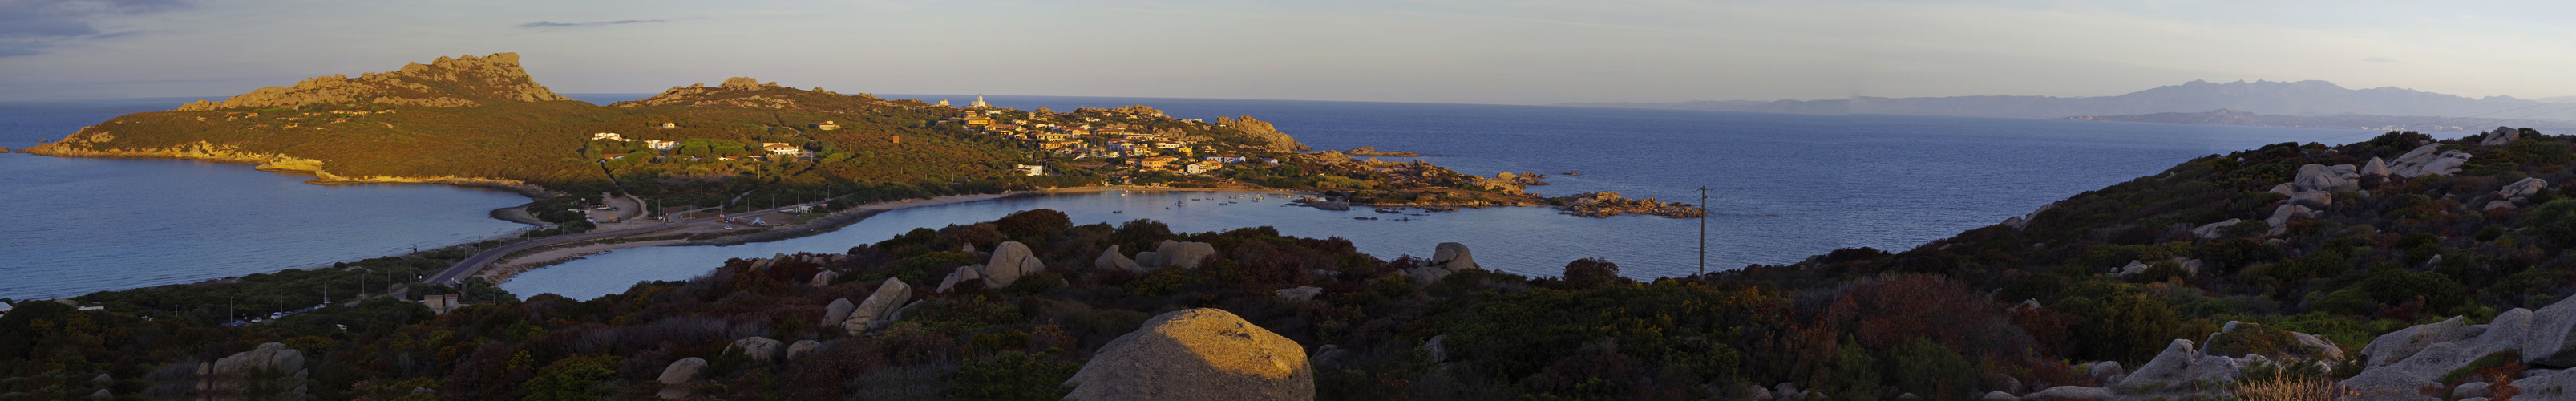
[1559,79,2576,128]
[2061,108,2566,132]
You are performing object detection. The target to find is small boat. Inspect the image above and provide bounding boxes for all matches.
[1112,210,1123,213]
[1564,172,1581,176]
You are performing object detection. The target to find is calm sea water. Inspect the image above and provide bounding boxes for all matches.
[503,94,2432,299]
[0,99,530,300]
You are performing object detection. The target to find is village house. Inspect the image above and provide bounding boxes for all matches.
[1014,164,1046,176]
[816,121,841,131]
[1207,155,1247,163]
[592,132,625,140]
[641,140,676,150]
[1033,132,1070,141]
[1040,140,1081,150]
[1184,160,1223,175]
[762,143,807,157]
[1136,156,1180,168]
[660,123,677,128]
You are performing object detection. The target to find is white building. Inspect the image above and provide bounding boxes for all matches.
[592,132,625,140]
[1015,164,1045,176]
[762,143,807,157]
[970,95,989,108]
[641,140,677,150]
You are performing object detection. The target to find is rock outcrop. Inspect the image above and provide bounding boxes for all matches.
[2331,298,2576,400]
[810,270,839,287]
[1276,286,1323,301]
[936,265,984,293]
[2500,177,2550,200]
[1095,245,1145,273]
[199,342,309,400]
[1136,240,1219,269]
[983,241,1044,287]
[2364,156,2391,176]
[843,279,912,334]
[657,357,708,399]
[174,53,568,111]
[2388,144,2473,178]
[729,336,783,363]
[2190,219,2243,239]
[2294,164,2363,193]
[822,298,855,328]
[1431,242,1481,272]
[1063,309,1312,400]
[786,340,822,361]
[2481,126,2523,147]
[1215,116,1312,152]
[2115,340,2243,390]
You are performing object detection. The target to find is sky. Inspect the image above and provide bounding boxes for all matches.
[4,0,2575,104]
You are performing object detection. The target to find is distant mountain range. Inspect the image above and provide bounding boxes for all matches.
[1559,80,2576,124]
[2060,109,2568,133]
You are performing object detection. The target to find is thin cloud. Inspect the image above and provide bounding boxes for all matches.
[0,0,191,57]
[518,19,665,28]
[2362,57,2398,63]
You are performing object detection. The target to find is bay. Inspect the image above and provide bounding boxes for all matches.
[505,95,2436,299]
[0,99,532,300]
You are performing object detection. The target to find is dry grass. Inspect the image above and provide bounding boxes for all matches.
[2231,375,2359,401]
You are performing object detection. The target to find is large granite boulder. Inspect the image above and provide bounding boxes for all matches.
[786,340,822,361]
[2024,386,2113,401]
[2358,316,2484,368]
[1096,245,1145,273]
[1156,241,1219,269]
[2525,298,2576,367]
[2500,177,2550,200]
[2191,219,2243,239]
[843,279,912,335]
[2481,126,2521,147]
[936,265,984,293]
[1063,308,1312,400]
[2295,164,2364,193]
[2364,156,2392,177]
[657,357,708,399]
[1431,242,1480,272]
[2389,144,2473,178]
[810,270,839,287]
[984,241,1043,287]
[822,298,855,328]
[201,342,309,399]
[2117,339,2242,390]
[730,336,783,363]
[2344,310,2532,400]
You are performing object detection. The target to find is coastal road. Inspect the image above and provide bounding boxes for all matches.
[423,200,831,286]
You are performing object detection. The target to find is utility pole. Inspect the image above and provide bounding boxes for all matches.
[1699,186,1709,277]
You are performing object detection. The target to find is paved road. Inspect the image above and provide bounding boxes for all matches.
[425,200,828,286]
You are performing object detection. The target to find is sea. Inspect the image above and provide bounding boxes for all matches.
[0,94,2455,301]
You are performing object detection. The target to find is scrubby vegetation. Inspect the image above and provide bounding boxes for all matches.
[13,128,2576,399]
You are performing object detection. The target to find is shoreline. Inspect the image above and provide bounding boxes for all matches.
[479,185,1323,284]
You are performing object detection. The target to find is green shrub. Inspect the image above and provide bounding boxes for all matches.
[1887,338,1979,401]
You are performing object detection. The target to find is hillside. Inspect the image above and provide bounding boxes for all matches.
[10,127,2576,399]
[1563,79,2574,120]
[22,52,1542,236]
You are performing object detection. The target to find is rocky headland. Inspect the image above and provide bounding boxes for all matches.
[1551,191,1707,218]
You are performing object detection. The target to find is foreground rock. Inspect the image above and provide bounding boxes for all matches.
[1135,240,1219,269]
[983,241,1044,287]
[2388,144,2473,178]
[657,357,708,399]
[842,279,912,334]
[729,336,783,363]
[200,342,309,399]
[1401,243,1486,285]
[1095,245,1145,273]
[2336,295,2576,400]
[1063,308,1312,400]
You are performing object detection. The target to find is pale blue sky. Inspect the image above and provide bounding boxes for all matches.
[5,0,2573,103]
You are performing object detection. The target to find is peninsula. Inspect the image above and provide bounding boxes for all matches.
[21,52,1601,241]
